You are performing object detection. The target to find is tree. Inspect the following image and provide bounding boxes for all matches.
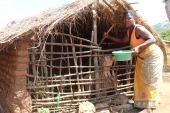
[164,0,170,21]
[160,28,170,41]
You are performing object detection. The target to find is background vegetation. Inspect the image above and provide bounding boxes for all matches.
[152,20,170,41]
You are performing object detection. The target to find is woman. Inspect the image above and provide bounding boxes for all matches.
[103,10,163,113]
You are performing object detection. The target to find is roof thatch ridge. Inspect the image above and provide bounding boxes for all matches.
[0,0,95,43]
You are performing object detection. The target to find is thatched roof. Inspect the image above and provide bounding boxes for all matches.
[0,0,167,64]
[0,0,156,45]
[0,0,95,44]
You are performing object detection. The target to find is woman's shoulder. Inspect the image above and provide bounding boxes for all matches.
[135,24,143,28]
[135,24,151,36]
[135,24,146,31]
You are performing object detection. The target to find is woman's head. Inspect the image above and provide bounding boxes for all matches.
[123,10,136,28]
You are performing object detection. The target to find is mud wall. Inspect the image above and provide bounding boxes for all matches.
[0,38,32,113]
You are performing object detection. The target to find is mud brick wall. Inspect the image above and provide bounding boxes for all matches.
[0,38,32,113]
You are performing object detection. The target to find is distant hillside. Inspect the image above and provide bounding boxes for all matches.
[152,20,170,34]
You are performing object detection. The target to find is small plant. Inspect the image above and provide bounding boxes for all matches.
[37,107,50,113]
[119,108,126,113]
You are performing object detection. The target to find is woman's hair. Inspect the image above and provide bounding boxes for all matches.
[123,10,136,18]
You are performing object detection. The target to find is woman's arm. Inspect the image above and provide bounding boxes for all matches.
[133,26,156,53]
[103,32,129,44]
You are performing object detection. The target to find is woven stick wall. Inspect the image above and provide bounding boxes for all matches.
[27,31,136,112]
[26,1,137,111]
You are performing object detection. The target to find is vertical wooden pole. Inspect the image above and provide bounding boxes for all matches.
[66,37,72,93]
[43,44,48,78]
[43,36,49,98]
[50,34,54,99]
[69,23,81,93]
[40,40,44,78]
[92,2,100,90]
[30,36,38,99]
[59,24,64,93]
[31,37,37,79]
[126,57,133,92]
[87,31,94,99]
[80,39,83,92]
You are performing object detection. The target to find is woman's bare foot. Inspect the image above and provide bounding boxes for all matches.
[146,108,153,113]
[138,108,153,113]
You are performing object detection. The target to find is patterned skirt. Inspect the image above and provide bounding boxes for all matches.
[134,44,163,108]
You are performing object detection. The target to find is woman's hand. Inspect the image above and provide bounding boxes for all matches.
[103,32,110,39]
[132,46,141,54]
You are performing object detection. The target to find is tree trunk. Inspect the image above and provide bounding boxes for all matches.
[165,0,170,21]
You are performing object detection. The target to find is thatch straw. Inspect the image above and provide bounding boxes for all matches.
[0,0,94,43]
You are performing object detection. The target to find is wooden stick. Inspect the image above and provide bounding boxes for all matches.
[92,3,100,91]
[116,72,134,77]
[69,23,81,93]
[28,50,92,55]
[80,38,84,93]
[129,2,139,4]
[27,81,117,89]
[30,36,39,100]
[29,42,99,48]
[117,78,134,82]
[50,32,54,99]
[66,35,72,93]
[117,83,134,88]
[43,43,49,97]
[89,31,94,90]
[28,45,131,54]
[39,37,44,79]
[27,65,135,72]
[53,32,98,46]
[27,65,135,79]
[99,24,114,45]
[30,86,116,96]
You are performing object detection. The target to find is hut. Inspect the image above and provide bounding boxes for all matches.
[0,0,167,112]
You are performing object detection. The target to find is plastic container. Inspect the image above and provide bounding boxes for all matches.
[112,50,133,61]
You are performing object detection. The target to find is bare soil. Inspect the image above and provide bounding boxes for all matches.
[153,73,170,113]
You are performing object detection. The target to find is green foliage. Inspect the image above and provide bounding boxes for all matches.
[152,23,162,34]
[57,93,61,103]
[151,20,170,41]
[163,0,167,3]
[160,29,170,41]
[152,20,170,34]
[37,107,50,113]
[120,108,126,113]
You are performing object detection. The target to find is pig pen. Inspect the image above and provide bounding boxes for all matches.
[26,3,136,112]
[27,33,136,112]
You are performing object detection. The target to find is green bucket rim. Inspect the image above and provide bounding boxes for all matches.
[112,50,133,61]
[112,50,133,54]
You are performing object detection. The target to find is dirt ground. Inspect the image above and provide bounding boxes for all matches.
[153,73,170,113]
